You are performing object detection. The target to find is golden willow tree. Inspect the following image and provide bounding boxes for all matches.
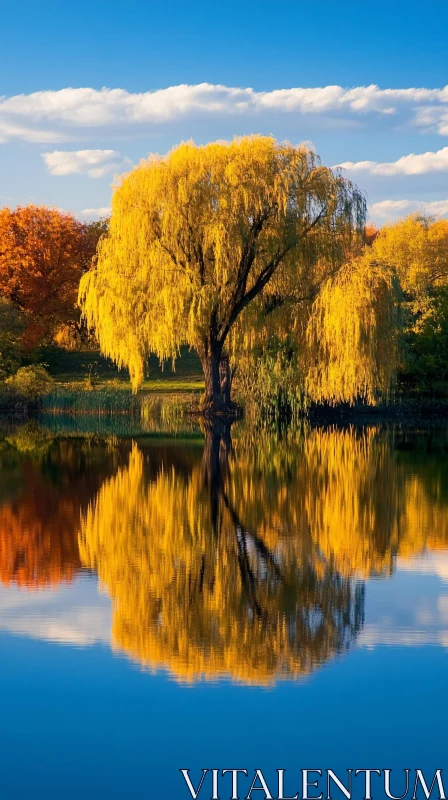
[79,136,366,412]
[370,214,448,295]
[306,253,401,405]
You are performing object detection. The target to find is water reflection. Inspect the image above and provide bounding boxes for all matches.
[80,431,364,683]
[0,425,129,588]
[1,420,448,684]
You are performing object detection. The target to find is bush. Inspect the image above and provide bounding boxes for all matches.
[235,335,308,420]
[6,365,55,401]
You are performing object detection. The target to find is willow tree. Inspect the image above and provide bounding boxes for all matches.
[79,136,365,413]
[306,253,401,405]
[369,215,448,392]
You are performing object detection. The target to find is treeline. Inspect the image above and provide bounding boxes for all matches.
[1,201,448,411]
[75,137,448,414]
[247,213,448,414]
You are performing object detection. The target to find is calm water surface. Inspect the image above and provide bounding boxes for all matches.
[0,419,447,799]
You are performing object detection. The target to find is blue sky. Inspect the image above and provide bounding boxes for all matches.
[1,0,448,222]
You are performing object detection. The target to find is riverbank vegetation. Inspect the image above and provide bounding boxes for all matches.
[2,136,448,419]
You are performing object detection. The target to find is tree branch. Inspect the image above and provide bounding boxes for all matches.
[217,208,327,342]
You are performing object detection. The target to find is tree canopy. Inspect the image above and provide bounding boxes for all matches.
[0,298,24,380]
[370,214,448,296]
[0,205,106,349]
[306,253,401,405]
[369,214,448,392]
[79,136,366,410]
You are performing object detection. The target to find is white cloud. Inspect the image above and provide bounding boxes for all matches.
[0,580,111,647]
[337,146,448,176]
[0,83,447,142]
[42,148,130,177]
[413,104,448,136]
[369,198,448,221]
[397,552,448,582]
[0,119,66,144]
[77,206,111,219]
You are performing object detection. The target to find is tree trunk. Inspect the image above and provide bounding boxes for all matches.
[200,339,239,416]
[201,417,233,530]
[219,354,233,409]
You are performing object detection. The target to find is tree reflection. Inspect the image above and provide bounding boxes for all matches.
[229,425,448,578]
[80,423,365,683]
[4,420,448,680]
[0,433,130,588]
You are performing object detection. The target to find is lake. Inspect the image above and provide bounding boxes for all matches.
[0,418,447,799]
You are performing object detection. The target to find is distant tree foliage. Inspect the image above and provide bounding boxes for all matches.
[370,214,448,392]
[0,298,24,379]
[0,205,107,350]
[371,215,448,295]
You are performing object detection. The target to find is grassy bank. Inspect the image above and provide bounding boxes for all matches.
[42,345,204,392]
[0,345,204,415]
[4,344,448,422]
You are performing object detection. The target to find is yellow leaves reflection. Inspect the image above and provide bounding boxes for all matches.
[80,425,448,683]
[3,424,447,683]
[80,443,363,683]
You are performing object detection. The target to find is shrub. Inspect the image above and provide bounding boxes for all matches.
[6,365,55,401]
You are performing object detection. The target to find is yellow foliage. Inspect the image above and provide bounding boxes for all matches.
[368,215,448,361]
[79,136,365,394]
[306,254,400,404]
[371,214,448,296]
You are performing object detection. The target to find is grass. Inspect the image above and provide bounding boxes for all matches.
[41,345,205,393]
[40,387,140,414]
[18,345,204,418]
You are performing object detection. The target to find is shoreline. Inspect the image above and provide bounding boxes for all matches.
[2,392,448,426]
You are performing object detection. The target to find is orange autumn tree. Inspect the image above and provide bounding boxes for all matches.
[0,205,105,349]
